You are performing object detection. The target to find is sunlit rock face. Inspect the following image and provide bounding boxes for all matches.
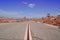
[42,14,60,26]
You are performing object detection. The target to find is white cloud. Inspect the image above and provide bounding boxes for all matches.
[0,9,21,18]
[22,1,27,5]
[28,3,35,8]
[22,1,35,8]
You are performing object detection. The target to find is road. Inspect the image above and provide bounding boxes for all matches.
[30,22,60,40]
[0,21,60,40]
[0,22,28,40]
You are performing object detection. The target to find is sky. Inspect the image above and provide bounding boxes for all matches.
[0,0,60,18]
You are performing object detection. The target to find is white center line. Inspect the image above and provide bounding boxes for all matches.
[24,24,32,40]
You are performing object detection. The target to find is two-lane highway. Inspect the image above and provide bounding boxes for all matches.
[0,21,60,40]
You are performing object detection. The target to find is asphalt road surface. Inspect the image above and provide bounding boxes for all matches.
[0,21,60,40]
[30,22,60,40]
[0,22,28,40]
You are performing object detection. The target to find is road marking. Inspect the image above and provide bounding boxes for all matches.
[37,22,58,28]
[29,24,32,40]
[24,24,32,40]
[24,24,28,40]
[43,23,58,28]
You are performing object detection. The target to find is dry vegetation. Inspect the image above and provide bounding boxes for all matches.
[41,13,60,26]
[0,14,60,27]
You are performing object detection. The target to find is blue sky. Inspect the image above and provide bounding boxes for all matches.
[0,0,60,18]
